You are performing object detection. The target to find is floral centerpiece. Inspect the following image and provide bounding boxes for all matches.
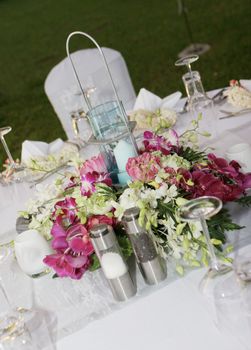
[21,124,251,279]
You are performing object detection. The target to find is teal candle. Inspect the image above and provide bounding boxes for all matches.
[117,171,131,185]
[113,139,137,185]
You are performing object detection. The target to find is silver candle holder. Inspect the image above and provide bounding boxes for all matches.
[123,207,167,285]
[90,224,136,302]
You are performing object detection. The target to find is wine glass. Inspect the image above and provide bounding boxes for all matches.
[175,56,217,140]
[213,273,251,348]
[70,110,86,148]
[0,257,37,350]
[178,196,232,293]
[175,54,199,74]
[69,87,95,146]
[0,127,25,185]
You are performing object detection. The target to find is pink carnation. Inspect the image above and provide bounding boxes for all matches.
[126,152,161,182]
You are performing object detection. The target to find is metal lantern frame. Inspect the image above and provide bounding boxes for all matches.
[66,31,138,153]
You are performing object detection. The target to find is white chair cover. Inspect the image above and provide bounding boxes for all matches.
[44,48,136,140]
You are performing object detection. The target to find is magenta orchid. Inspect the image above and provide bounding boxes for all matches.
[143,130,178,155]
[52,197,78,227]
[189,153,251,202]
[44,223,94,279]
[79,154,112,196]
[80,171,112,197]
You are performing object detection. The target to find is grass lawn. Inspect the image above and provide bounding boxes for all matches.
[0,0,250,165]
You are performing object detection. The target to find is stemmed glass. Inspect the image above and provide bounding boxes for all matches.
[178,196,232,293]
[0,127,24,184]
[175,55,216,141]
[213,242,251,347]
[0,250,37,350]
[175,54,200,110]
[175,54,213,111]
[66,86,96,146]
[175,54,199,77]
[70,110,87,148]
[0,284,34,349]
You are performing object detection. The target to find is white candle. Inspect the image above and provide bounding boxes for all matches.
[113,140,137,185]
[14,229,52,277]
[101,252,128,279]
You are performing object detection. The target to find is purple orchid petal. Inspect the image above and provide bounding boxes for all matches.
[65,254,89,268]
[51,222,67,238]
[68,237,86,252]
[52,236,68,251]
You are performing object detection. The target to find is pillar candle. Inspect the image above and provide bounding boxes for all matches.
[113,139,137,185]
[14,229,52,277]
[101,252,128,279]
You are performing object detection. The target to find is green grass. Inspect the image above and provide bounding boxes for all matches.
[0,0,251,165]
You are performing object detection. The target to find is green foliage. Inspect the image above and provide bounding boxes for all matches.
[117,236,133,259]
[235,195,251,207]
[207,208,243,246]
[88,254,101,272]
[178,146,207,164]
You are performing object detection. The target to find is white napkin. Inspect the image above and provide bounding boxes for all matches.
[133,88,182,111]
[21,138,64,163]
[240,79,251,91]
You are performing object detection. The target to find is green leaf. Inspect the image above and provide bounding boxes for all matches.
[88,254,101,271]
[176,265,184,275]
[117,236,133,259]
[190,259,201,267]
[207,208,243,247]
[176,223,186,235]
[224,245,233,254]
[210,238,222,245]
[235,195,251,207]
[178,146,207,163]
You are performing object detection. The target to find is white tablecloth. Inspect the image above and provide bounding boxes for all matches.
[1,89,251,350]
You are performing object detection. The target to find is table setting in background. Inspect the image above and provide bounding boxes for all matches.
[1,31,251,350]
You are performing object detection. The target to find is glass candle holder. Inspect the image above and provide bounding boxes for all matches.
[87,101,138,185]
[87,101,127,140]
[89,224,136,302]
[123,207,167,285]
